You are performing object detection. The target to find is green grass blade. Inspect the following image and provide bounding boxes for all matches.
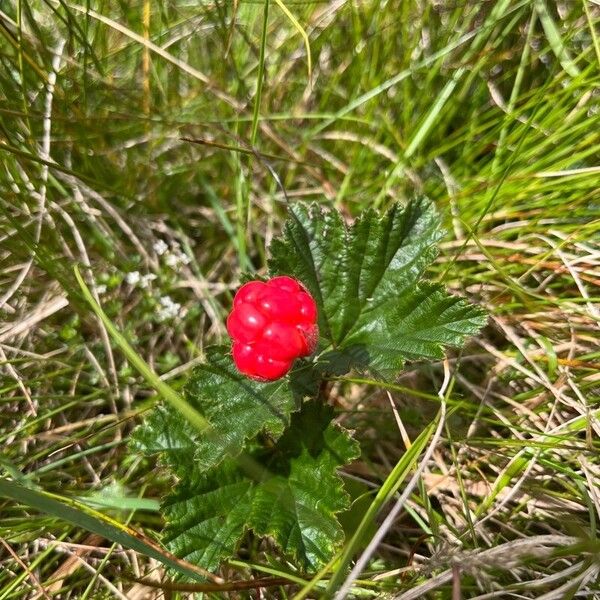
[535,0,581,77]
[324,420,437,596]
[73,266,210,434]
[0,478,211,581]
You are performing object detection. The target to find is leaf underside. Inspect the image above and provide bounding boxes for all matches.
[269,198,487,376]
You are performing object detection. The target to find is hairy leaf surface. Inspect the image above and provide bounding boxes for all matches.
[133,347,297,473]
[131,403,198,476]
[161,403,359,572]
[185,348,297,471]
[270,198,486,374]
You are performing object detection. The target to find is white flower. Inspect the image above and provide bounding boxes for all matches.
[157,295,181,321]
[153,240,168,255]
[126,271,159,288]
[164,249,192,268]
[95,284,107,294]
[125,271,140,285]
[139,273,157,289]
[164,253,179,267]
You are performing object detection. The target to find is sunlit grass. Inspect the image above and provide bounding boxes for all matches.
[0,0,599,597]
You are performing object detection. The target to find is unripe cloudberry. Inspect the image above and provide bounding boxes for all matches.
[227,276,318,381]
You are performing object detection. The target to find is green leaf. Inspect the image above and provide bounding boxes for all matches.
[251,411,358,568]
[270,199,486,376]
[186,348,298,471]
[161,402,359,573]
[163,462,253,572]
[339,281,486,373]
[133,347,297,474]
[131,403,199,476]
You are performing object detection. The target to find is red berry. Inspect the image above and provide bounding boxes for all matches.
[297,292,317,323]
[232,342,257,377]
[297,323,319,355]
[228,276,319,381]
[254,351,292,381]
[262,322,305,360]
[256,287,301,322]
[233,341,291,381]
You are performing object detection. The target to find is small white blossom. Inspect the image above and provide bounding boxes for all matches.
[126,271,158,288]
[95,284,107,294]
[157,295,181,321]
[125,271,140,285]
[139,273,157,289]
[153,239,169,256]
[164,249,192,268]
[164,253,179,268]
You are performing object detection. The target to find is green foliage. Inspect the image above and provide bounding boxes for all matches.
[133,347,297,473]
[132,199,485,576]
[131,403,200,476]
[3,0,598,596]
[270,199,487,375]
[132,347,361,572]
[138,402,359,571]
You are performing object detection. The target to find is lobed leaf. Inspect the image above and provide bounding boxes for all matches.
[270,198,486,375]
[161,402,359,573]
[163,461,253,572]
[184,348,297,471]
[133,347,297,474]
[131,403,199,477]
